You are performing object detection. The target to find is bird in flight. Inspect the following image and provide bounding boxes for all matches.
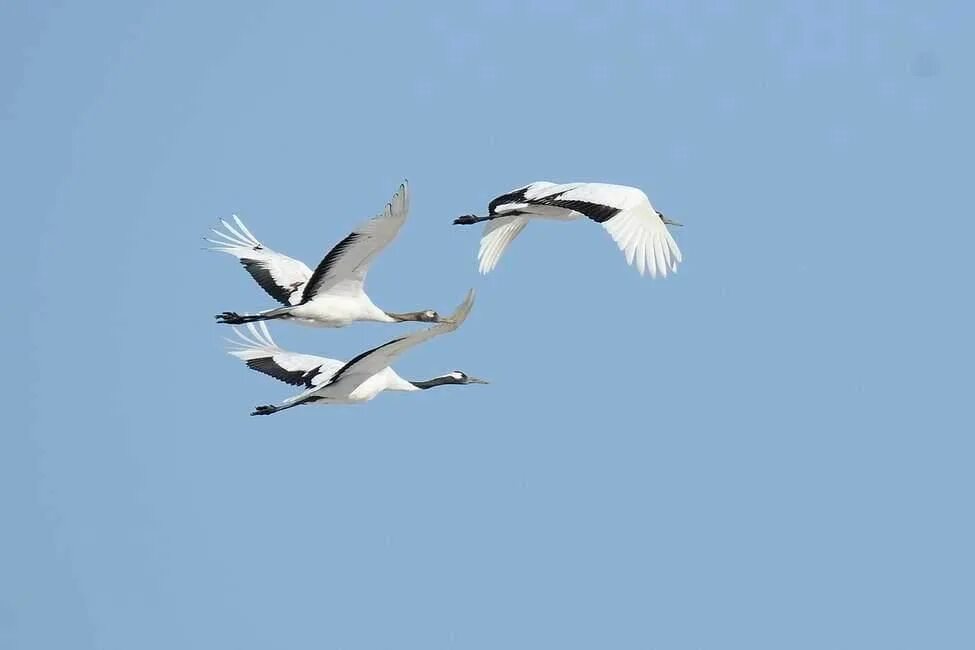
[207,181,444,328]
[454,182,683,277]
[234,289,485,415]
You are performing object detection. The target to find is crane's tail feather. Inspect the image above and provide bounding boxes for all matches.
[225,323,282,359]
[205,215,262,252]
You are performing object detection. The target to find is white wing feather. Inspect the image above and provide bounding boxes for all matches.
[301,181,410,299]
[600,206,682,277]
[513,183,683,278]
[207,215,313,305]
[477,216,528,274]
[227,322,344,386]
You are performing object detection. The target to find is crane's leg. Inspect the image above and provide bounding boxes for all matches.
[453,214,494,225]
[215,306,291,325]
[251,394,326,416]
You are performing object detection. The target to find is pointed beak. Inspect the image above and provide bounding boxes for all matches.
[661,215,683,227]
[467,376,489,384]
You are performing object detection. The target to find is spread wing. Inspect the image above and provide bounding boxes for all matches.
[226,322,343,388]
[206,216,313,305]
[599,204,682,277]
[477,216,529,274]
[301,181,410,300]
[551,184,682,278]
[485,181,560,216]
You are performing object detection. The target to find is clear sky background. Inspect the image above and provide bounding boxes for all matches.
[4,1,973,648]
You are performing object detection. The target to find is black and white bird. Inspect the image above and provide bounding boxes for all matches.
[207,181,444,328]
[230,289,486,415]
[454,182,683,277]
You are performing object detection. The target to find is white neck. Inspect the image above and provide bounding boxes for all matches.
[384,370,421,392]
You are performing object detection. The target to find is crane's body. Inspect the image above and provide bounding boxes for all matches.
[238,293,401,328]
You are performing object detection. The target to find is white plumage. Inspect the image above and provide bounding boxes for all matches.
[455,182,683,278]
[227,321,345,388]
[237,290,486,415]
[208,181,444,327]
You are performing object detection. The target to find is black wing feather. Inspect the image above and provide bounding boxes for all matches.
[489,185,622,223]
[326,336,404,385]
[488,187,531,215]
[300,232,362,303]
[246,357,321,388]
[532,198,622,223]
[239,258,300,306]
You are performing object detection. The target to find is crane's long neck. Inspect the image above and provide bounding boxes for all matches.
[383,310,428,322]
[408,376,457,390]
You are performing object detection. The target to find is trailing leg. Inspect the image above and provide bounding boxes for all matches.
[453,214,494,226]
[215,306,292,325]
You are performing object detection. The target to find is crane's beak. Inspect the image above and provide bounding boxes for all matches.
[661,215,683,227]
[467,376,489,384]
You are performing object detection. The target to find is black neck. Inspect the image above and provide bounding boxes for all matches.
[410,377,457,390]
[385,311,425,322]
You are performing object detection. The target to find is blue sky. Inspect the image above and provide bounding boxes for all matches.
[4,1,973,648]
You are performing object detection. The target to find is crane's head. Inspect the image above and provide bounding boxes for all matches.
[419,309,440,322]
[446,371,489,385]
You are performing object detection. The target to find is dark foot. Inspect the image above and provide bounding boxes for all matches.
[251,404,279,416]
[216,311,246,325]
[453,214,479,225]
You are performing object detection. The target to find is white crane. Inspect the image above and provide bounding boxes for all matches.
[454,182,683,277]
[228,289,486,415]
[207,181,444,327]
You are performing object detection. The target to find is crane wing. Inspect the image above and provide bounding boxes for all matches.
[486,181,559,215]
[477,216,528,274]
[598,208,681,277]
[226,322,343,388]
[207,216,313,306]
[524,183,683,278]
[300,181,410,300]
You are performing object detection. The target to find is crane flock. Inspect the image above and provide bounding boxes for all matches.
[207,180,684,415]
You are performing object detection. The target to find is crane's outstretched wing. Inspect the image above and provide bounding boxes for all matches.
[549,184,682,278]
[484,181,560,216]
[599,204,682,277]
[207,216,313,305]
[492,182,683,278]
[473,181,563,275]
[321,288,476,392]
[477,215,528,274]
[301,181,410,300]
[226,322,343,388]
